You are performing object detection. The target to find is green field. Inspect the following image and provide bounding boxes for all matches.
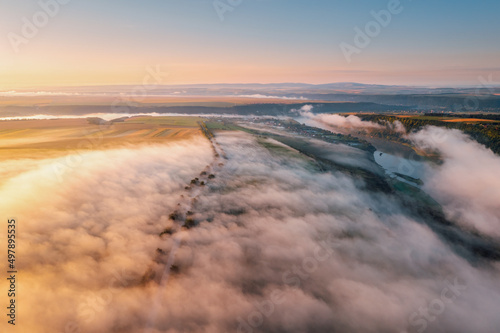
[125,116,207,127]
[205,120,254,133]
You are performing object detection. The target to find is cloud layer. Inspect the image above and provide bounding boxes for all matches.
[298,106,382,130]
[411,126,500,239]
[0,128,499,333]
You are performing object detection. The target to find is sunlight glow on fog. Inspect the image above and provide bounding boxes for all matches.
[0,128,499,332]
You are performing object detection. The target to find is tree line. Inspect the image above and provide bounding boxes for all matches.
[358,115,500,155]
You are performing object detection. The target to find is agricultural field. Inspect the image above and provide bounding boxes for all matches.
[0,116,207,185]
[204,120,252,132]
[392,115,500,123]
[441,118,500,123]
[125,116,206,127]
[0,116,204,161]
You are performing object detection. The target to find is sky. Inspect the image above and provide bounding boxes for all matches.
[1,0,499,88]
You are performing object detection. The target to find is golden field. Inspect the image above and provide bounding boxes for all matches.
[441,118,500,123]
[0,116,208,184]
[0,116,206,161]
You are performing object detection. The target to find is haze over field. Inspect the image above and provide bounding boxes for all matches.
[302,108,500,240]
[1,115,500,333]
[1,0,500,332]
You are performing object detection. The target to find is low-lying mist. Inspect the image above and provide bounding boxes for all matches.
[1,123,499,333]
[411,127,500,239]
[301,108,500,241]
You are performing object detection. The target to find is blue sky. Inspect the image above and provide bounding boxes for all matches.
[1,0,499,87]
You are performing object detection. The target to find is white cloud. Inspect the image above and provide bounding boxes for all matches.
[411,126,500,238]
[298,106,383,129]
[0,130,498,333]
